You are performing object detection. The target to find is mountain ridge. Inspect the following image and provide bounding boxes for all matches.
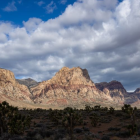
[0,67,140,109]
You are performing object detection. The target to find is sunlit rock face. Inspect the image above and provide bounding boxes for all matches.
[0,67,140,108]
[0,68,32,103]
[30,67,122,106]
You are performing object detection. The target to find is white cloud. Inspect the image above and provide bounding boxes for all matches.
[3,1,17,12]
[45,1,57,13]
[60,0,67,5]
[37,1,45,6]
[0,0,140,91]
[23,18,42,32]
[56,0,113,26]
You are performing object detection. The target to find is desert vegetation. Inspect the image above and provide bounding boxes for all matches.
[0,101,140,140]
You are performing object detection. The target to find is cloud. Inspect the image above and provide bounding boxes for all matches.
[44,1,57,13]
[0,0,140,91]
[23,18,42,32]
[3,1,17,12]
[37,1,45,6]
[60,0,67,5]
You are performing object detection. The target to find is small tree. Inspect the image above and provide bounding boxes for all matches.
[62,107,83,140]
[93,105,101,111]
[90,113,100,127]
[122,104,137,135]
[109,107,115,114]
[85,105,92,113]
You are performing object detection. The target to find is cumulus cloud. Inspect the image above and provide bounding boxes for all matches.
[23,18,42,32]
[0,0,140,91]
[3,1,17,12]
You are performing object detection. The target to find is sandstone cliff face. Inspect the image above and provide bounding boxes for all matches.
[1,67,140,108]
[0,68,32,103]
[95,81,126,103]
[30,67,116,106]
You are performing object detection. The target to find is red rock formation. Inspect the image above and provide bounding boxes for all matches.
[1,66,140,108]
[30,67,117,106]
[0,68,32,104]
[95,81,126,103]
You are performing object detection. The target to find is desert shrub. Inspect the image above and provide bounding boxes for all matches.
[61,107,83,140]
[0,101,31,136]
[90,113,100,127]
[122,104,137,136]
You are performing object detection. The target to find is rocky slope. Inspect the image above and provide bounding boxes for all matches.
[30,67,120,107]
[134,88,140,101]
[134,88,140,94]
[16,78,38,88]
[126,88,140,105]
[95,81,126,103]
[0,68,32,104]
[0,67,140,108]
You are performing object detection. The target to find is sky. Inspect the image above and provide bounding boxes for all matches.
[0,0,140,92]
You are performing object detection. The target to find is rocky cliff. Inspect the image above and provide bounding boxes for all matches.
[30,67,118,106]
[0,67,140,108]
[0,68,32,104]
[134,88,140,94]
[95,81,126,103]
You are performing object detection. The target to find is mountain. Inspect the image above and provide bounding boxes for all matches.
[134,88,140,94]
[0,68,32,106]
[30,67,115,107]
[127,88,140,105]
[0,67,140,109]
[95,81,126,103]
[16,78,38,88]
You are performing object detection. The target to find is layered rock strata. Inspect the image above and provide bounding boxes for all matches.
[0,68,32,103]
[0,67,140,108]
[95,81,126,103]
[30,67,116,106]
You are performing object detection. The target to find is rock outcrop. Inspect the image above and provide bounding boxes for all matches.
[95,81,126,103]
[0,68,32,104]
[30,67,117,106]
[0,66,140,108]
[134,88,140,94]
[16,78,38,88]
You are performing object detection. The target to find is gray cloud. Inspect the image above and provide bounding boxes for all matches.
[0,0,140,91]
